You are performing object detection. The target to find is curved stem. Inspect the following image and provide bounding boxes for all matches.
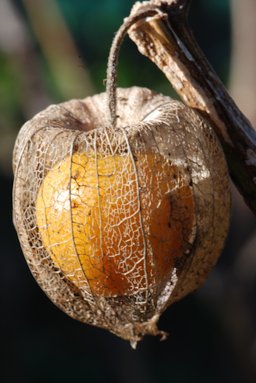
[106,7,162,128]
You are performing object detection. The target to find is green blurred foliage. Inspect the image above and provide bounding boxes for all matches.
[57,0,173,94]
[0,54,22,126]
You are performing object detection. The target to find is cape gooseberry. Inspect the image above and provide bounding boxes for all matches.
[13,86,230,346]
[13,8,230,347]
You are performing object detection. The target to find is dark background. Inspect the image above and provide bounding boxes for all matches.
[1,1,256,382]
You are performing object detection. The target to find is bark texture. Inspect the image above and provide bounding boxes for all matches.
[128,0,256,215]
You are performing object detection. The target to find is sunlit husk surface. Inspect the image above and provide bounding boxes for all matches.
[13,87,230,345]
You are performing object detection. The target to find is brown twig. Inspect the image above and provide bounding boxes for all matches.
[128,0,256,215]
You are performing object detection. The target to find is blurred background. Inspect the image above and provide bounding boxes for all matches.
[1,0,256,382]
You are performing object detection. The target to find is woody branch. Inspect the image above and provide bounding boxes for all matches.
[128,0,256,215]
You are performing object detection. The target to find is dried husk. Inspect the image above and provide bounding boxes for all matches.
[13,86,230,346]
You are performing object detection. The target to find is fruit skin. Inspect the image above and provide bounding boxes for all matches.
[36,151,195,297]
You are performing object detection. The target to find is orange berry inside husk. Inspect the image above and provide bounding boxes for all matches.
[36,151,195,297]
